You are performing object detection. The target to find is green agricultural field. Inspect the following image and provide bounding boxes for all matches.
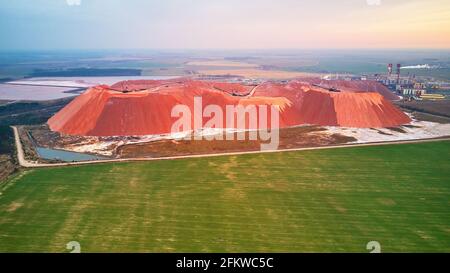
[0,141,449,252]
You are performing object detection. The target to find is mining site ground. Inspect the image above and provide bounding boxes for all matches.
[0,140,448,252]
[399,100,450,115]
[24,124,356,160]
[396,100,450,124]
[395,100,450,120]
[116,128,355,159]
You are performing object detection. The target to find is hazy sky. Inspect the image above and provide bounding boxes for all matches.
[0,0,449,50]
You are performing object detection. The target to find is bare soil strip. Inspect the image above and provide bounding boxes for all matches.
[12,126,450,169]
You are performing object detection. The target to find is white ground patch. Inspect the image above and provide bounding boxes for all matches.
[60,128,249,157]
[324,118,450,143]
[65,141,118,157]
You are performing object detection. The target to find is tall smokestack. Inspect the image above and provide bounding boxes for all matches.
[388,63,393,76]
[396,64,401,84]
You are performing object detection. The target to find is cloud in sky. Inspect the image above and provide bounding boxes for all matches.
[0,0,449,50]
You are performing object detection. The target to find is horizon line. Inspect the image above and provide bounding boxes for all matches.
[1,47,450,52]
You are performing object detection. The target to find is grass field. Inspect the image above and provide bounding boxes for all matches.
[0,141,449,252]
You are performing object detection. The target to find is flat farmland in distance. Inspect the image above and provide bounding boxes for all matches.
[0,141,449,252]
[197,68,323,79]
[185,60,259,68]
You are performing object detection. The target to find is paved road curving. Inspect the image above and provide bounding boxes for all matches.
[12,126,34,167]
[11,126,450,169]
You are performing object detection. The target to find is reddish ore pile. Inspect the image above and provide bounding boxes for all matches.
[48,79,411,136]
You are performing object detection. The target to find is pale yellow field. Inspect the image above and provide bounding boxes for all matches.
[198,68,323,79]
[186,60,259,68]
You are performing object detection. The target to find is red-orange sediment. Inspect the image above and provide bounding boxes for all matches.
[300,78,400,100]
[48,79,411,136]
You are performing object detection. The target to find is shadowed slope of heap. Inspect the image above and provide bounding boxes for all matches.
[48,79,411,136]
[301,78,400,100]
[254,81,410,128]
